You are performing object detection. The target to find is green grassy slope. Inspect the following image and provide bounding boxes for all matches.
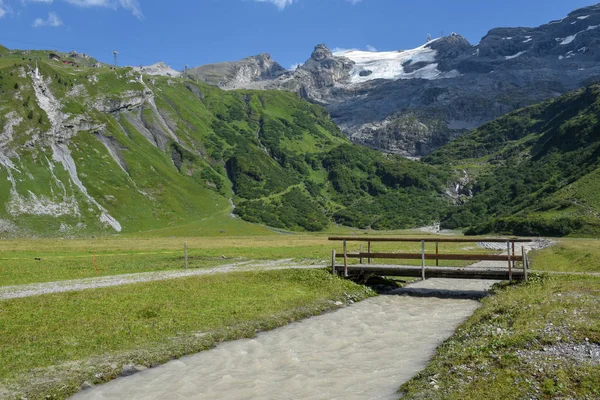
[426,83,600,236]
[0,48,449,236]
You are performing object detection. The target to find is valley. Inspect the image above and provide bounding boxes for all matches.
[1,2,600,400]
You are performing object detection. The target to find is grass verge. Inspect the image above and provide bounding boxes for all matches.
[0,269,374,399]
[398,274,600,399]
[529,239,600,273]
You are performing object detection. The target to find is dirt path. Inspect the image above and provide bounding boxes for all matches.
[0,260,320,300]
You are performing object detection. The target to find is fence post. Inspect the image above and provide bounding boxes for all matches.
[421,240,426,280]
[507,241,512,283]
[436,241,439,267]
[332,249,336,275]
[343,240,348,278]
[184,242,188,269]
[512,241,516,270]
[359,244,363,264]
[522,246,528,281]
[368,241,371,264]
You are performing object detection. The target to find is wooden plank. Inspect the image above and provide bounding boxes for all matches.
[507,242,512,283]
[336,252,523,261]
[329,237,533,243]
[331,250,336,275]
[522,246,528,282]
[343,240,348,278]
[421,240,425,280]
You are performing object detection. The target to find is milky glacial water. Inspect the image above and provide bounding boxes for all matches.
[73,279,495,400]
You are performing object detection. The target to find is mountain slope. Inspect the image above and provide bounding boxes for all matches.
[0,49,450,236]
[185,3,600,157]
[425,83,600,236]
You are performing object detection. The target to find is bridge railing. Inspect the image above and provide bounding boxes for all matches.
[328,237,533,282]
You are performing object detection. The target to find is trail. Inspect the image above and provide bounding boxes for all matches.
[0,260,319,300]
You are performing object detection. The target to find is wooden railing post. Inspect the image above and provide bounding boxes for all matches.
[184,242,188,269]
[332,250,336,275]
[436,241,439,267]
[343,240,348,278]
[367,241,371,264]
[359,244,363,264]
[522,246,528,281]
[512,241,516,270]
[421,240,426,280]
[507,241,512,283]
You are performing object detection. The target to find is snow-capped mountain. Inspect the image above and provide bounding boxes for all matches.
[332,39,461,83]
[185,3,600,156]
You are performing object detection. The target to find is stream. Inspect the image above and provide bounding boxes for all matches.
[72,279,496,400]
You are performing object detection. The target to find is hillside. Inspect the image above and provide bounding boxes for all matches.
[426,83,600,236]
[0,48,450,237]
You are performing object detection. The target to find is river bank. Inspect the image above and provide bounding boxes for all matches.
[399,274,600,399]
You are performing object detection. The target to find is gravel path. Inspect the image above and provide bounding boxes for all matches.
[0,260,321,300]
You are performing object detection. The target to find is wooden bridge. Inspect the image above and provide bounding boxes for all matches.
[329,237,533,282]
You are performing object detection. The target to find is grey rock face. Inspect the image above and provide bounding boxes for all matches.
[188,4,600,156]
[184,54,288,89]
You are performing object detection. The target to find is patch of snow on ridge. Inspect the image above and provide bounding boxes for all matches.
[578,15,590,20]
[506,51,526,60]
[560,25,600,45]
[523,36,533,43]
[334,39,459,84]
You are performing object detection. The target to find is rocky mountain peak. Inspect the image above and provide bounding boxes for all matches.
[427,34,473,59]
[311,44,333,61]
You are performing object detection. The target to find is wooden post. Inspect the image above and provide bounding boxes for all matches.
[184,242,188,269]
[507,241,512,283]
[421,240,426,280]
[512,241,516,270]
[332,250,336,275]
[367,241,371,264]
[343,240,348,278]
[522,246,528,281]
[359,244,363,264]
[435,241,439,267]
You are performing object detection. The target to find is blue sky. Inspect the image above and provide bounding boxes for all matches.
[0,0,595,70]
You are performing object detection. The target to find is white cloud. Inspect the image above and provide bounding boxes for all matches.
[252,0,361,10]
[32,10,63,26]
[65,0,142,18]
[252,0,293,10]
[0,0,8,17]
[289,62,301,70]
[366,44,377,51]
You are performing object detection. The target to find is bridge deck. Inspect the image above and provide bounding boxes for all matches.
[333,264,525,280]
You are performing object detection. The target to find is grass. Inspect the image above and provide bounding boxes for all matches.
[399,274,600,399]
[529,238,600,273]
[0,233,495,286]
[0,268,374,399]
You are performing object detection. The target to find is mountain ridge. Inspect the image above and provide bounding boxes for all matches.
[183,3,600,157]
